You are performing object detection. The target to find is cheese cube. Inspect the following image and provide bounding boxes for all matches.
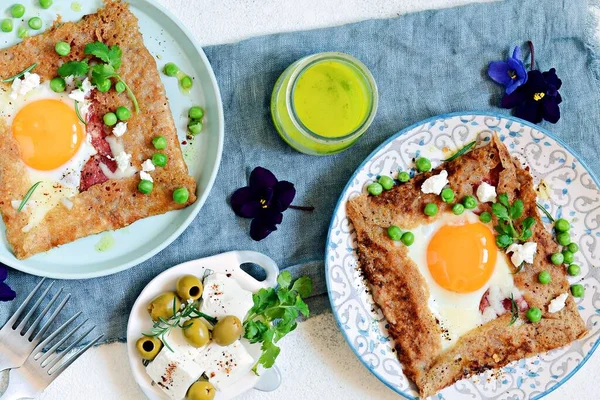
[145,346,204,400]
[200,273,253,321]
[193,341,255,390]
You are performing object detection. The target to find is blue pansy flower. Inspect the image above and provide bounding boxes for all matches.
[488,46,528,94]
[0,264,16,302]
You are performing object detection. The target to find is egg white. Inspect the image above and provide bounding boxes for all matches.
[405,211,519,350]
[1,81,97,232]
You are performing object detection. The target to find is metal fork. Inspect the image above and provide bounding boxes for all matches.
[1,319,104,399]
[0,278,73,373]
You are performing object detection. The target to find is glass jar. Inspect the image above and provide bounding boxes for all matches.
[270,52,378,155]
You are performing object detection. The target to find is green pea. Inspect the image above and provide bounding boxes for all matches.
[49,77,66,93]
[55,41,70,56]
[387,225,402,241]
[556,232,571,246]
[567,264,581,276]
[11,4,26,18]
[152,136,167,150]
[138,180,153,194]
[463,195,477,209]
[452,203,465,215]
[424,203,438,217]
[367,183,383,196]
[567,242,579,253]
[180,75,193,89]
[173,187,190,204]
[538,270,551,285]
[17,27,28,39]
[188,121,203,135]
[116,106,131,121]
[526,307,542,323]
[378,176,394,191]
[163,62,179,77]
[39,0,53,9]
[115,81,126,93]
[440,188,454,203]
[189,106,204,120]
[415,157,431,172]
[550,252,564,265]
[1,19,13,33]
[398,171,410,183]
[152,153,168,167]
[103,112,117,126]
[554,218,570,233]
[562,250,574,265]
[28,17,42,30]
[571,284,585,298]
[479,211,492,223]
[95,78,111,92]
[401,232,415,246]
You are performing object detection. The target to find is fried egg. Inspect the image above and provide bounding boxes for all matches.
[0,78,97,231]
[406,211,519,350]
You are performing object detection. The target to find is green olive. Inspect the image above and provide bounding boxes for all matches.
[176,275,203,301]
[212,315,243,346]
[136,336,162,361]
[187,380,216,400]
[182,319,210,348]
[147,292,180,321]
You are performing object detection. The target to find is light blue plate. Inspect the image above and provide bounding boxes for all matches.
[0,0,224,279]
[326,112,600,399]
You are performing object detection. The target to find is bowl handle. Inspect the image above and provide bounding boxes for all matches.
[253,364,282,392]
[234,251,279,288]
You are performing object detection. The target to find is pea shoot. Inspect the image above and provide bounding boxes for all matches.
[538,270,551,284]
[50,77,66,93]
[401,232,414,246]
[398,171,410,183]
[138,180,153,194]
[452,203,464,215]
[103,112,117,127]
[173,187,190,204]
[11,4,26,18]
[116,106,131,121]
[39,0,53,9]
[463,195,477,210]
[378,176,394,191]
[188,121,203,135]
[28,17,42,30]
[367,182,383,196]
[55,41,71,56]
[163,62,179,77]
[567,264,581,276]
[152,136,167,150]
[571,284,585,298]
[424,203,438,217]
[1,19,13,33]
[479,211,492,223]
[243,271,312,373]
[189,106,204,120]
[415,157,431,172]
[152,153,168,167]
[526,307,542,323]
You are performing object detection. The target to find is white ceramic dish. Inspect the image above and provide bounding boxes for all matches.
[127,251,282,400]
[326,112,600,399]
[0,0,224,279]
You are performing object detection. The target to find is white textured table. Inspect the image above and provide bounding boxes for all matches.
[32,0,599,399]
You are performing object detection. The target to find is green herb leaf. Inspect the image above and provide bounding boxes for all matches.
[492,203,509,220]
[510,199,524,219]
[520,229,532,240]
[295,296,310,318]
[2,63,38,83]
[84,42,122,70]
[508,295,519,326]
[498,193,510,207]
[18,181,41,212]
[536,202,555,223]
[522,216,536,230]
[277,271,292,289]
[291,276,313,298]
[58,60,89,77]
[496,234,513,248]
[443,141,476,162]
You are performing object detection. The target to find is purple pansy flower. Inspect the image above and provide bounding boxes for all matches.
[501,68,562,124]
[231,167,296,241]
[488,46,528,95]
[0,265,16,302]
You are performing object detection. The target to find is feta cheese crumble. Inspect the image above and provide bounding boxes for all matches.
[421,170,449,195]
[141,159,155,172]
[476,182,497,203]
[68,77,94,102]
[548,292,568,313]
[139,171,153,182]
[112,122,127,137]
[10,72,40,99]
[506,242,537,267]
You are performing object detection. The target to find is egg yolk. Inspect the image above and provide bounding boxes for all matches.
[427,221,497,293]
[12,99,84,171]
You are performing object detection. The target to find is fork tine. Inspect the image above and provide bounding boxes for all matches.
[16,281,55,334]
[5,278,46,329]
[48,334,103,376]
[34,314,83,365]
[26,288,63,341]
[42,324,95,371]
[34,293,70,340]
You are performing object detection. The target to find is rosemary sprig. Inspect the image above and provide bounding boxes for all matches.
[74,101,87,125]
[2,63,38,83]
[143,298,217,352]
[18,182,41,212]
[443,141,476,162]
[508,295,519,326]
[536,202,555,223]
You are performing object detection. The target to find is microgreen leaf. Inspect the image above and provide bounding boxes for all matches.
[536,202,555,223]
[508,295,519,326]
[18,181,41,212]
[58,60,89,78]
[498,193,510,207]
[510,199,524,219]
[291,276,313,298]
[2,63,38,83]
[84,42,122,69]
[277,271,292,289]
[496,234,513,248]
[295,296,309,318]
[492,203,509,220]
[521,216,536,230]
[443,141,476,162]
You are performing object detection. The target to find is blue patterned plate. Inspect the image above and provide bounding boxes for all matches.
[325,112,600,399]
